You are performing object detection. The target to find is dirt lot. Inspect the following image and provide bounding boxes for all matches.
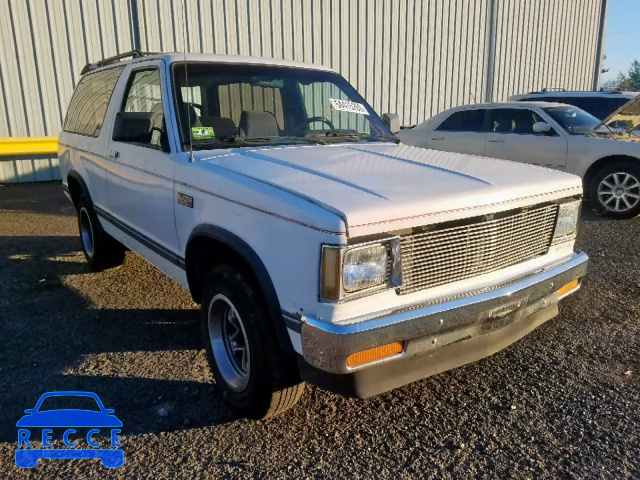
[0,182,638,479]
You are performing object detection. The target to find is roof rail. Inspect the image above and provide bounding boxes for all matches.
[599,87,624,94]
[80,50,157,75]
[540,87,566,92]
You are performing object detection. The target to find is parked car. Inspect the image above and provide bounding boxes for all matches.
[508,89,639,121]
[398,99,640,218]
[59,51,588,419]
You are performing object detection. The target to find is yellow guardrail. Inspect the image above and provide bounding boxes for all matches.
[0,137,58,156]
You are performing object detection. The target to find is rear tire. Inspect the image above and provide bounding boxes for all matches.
[201,264,304,419]
[589,162,640,219]
[77,194,125,270]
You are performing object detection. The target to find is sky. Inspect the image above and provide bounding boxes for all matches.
[601,0,640,82]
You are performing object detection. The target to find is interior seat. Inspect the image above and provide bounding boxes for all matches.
[178,103,202,139]
[239,110,280,138]
[200,116,238,139]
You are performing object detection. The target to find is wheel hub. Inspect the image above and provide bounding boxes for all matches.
[208,294,251,391]
[79,207,95,258]
[597,172,640,212]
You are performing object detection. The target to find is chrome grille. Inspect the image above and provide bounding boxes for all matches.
[399,204,559,294]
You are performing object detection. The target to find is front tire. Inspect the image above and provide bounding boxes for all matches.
[589,162,640,219]
[77,194,125,270]
[201,264,304,419]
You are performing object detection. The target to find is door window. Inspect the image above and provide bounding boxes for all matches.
[120,68,167,150]
[436,109,487,132]
[490,109,545,135]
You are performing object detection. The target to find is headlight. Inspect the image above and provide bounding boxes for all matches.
[343,244,388,292]
[321,239,402,301]
[552,199,581,243]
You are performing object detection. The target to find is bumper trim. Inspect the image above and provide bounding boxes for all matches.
[299,303,559,398]
[301,252,588,374]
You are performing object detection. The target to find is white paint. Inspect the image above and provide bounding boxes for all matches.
[58,54,584,339]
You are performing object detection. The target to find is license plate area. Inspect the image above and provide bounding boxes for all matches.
[478,297,528,334]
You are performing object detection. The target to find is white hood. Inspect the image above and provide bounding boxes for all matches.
[196,143,582,236]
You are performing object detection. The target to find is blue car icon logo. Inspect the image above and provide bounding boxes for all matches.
[16,391,124,468]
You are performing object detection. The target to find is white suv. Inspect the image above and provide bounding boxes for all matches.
[59,51,588,418]
[398,100,640,218]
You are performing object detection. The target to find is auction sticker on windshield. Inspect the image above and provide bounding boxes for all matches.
[329,99,369,115]
[192,126,216,139]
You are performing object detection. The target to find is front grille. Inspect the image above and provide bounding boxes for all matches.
[399,204,558,294]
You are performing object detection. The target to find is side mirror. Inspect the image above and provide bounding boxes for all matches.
[112,112,156,143]
[24,409,34,414]
[105,409,115,414]
[382,113,400,134]
[533,121,553,135]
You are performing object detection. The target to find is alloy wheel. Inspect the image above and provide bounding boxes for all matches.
[597,172,640,213]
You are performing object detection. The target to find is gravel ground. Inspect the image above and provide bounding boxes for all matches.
[0,182,638,479]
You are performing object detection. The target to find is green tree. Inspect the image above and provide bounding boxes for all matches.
[601,70,635,91]
[627,60,640,91]
[602,71,631,90]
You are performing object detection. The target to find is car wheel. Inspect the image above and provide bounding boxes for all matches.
[590,162,640,219]
[201,264,305,419]
[77,194,126,270]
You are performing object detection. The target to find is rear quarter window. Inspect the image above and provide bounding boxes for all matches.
[63,66,124,137]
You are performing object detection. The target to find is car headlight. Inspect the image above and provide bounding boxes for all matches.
[552,199,581,243]
[321,238,402,301]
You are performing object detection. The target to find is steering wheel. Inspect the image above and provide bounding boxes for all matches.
[297,116,336,133]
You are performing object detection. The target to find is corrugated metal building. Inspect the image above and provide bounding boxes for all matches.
[0,0,607,183]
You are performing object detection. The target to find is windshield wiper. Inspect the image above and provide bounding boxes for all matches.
[184,136,325,145]
[367,134,401,144]
[323,130,360,139]
[223,136,328,145]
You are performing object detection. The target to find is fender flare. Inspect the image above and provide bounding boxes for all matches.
[186,224,294,353]
[66,169,92,207]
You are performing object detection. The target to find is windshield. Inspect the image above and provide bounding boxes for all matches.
[172,63,394,150]
[543,106,600,135]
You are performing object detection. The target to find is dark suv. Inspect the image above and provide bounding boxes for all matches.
[509,90,638,120]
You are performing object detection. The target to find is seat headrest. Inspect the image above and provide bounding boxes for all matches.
[239,110,279,138]
[200,116,238,139]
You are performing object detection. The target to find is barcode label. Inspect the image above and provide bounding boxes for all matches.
[329,99,369,116]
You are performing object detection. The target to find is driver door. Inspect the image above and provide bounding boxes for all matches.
[106,61,180,260]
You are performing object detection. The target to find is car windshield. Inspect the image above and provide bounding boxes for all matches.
[38,395,102,412]
[543,106,601,135]
[172,63,395,150]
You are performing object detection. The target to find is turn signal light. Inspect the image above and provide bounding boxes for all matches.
[557,279,579,298]
[346,342,404,368]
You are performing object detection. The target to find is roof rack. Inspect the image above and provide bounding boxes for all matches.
[525,88,566,94]
[80,50,158,75]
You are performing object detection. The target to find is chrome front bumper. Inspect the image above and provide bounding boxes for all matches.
[300,252,589,381]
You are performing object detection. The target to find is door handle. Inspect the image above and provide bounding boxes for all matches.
[430,137,444,141]
[488,140,505,143]
[107,150,119,160]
